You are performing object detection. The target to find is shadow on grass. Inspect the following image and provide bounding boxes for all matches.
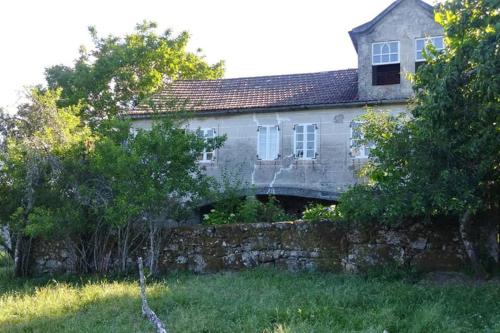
[1,264,499,333]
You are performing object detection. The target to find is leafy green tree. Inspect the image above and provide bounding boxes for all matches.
[45,21,224,121]
[0,89,92,276]
[0,90,225,276]
[337,0,499,277]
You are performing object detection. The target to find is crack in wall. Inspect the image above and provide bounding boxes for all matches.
[268,154,294,194]
[276,113,290,124]
[251,113,261,185]
[252,112,294,189]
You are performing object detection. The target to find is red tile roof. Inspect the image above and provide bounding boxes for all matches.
[130,69,358,115]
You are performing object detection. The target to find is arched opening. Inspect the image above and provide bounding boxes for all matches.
[198,187,339,222]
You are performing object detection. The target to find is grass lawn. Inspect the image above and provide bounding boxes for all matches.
[0,257,499,332]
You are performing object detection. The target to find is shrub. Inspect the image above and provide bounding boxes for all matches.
[202,196,292,225]
[258,196,292,223]
[202,209,237,225]
[302,203,337,222]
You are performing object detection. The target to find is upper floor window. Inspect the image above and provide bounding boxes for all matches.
[257,125,280,160]
[294,124,317,160]
[197,128,216,162]
[372,41,400,65]
[415,36,444,62]
[350,121,374,159]
[372,41,400,85]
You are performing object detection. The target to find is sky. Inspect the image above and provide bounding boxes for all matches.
[0,0,435,113]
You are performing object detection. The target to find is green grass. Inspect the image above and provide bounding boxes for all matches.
[0,262,499,333]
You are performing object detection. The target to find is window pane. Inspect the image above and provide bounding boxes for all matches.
[433,37,444,49]
[306,149,315,158]
[390,54,398,62]
[296,142,303,150]
[258,128,267,158]
[373,44,381,54]
[389,42,398,53]
[296,133,303,142]
[307,141,314,150]
[206,152,213,160]
[382,54,389,63]
[373,55,381,64]
[382,44,389,54]
[296,125,303,133]
[206,129,214,138]
[307,125,315,133]
[416,39,425,51]
[269,127,278,159]
[307,133,314,141]
[416,51,423,60]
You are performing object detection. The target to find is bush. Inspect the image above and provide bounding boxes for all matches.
[202,209,237,225]
[302,203,337,222]
[202,196,293,225]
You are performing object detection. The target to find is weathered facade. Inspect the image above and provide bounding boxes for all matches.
[129,0,444,202]
[133,104,406,200]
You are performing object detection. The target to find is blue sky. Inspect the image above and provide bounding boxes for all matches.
[0,0,436,112]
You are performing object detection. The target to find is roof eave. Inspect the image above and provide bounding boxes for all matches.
[348,30,359,53]
[125,98,408,119]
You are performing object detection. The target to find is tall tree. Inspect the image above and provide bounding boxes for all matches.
[45,21,224,121]
[337,0,499,277]
[0,89,92,275]
[0,89,225,276]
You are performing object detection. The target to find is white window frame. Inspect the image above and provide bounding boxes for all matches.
[415,36,444,62]
[257,125,280,161]
[372,41,400,65]
[293,123,318,160]
[198,128,216,162]
[350,121,374,159]
[129,127,139,137]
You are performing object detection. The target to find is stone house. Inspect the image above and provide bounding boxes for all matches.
[128,0,444,206]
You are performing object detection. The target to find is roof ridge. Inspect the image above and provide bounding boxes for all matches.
[348,0,435,52]
[175,68,358,83]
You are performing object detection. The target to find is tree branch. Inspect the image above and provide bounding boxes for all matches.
[137,257,167,333]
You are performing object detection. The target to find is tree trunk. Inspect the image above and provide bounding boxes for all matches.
[483,213,499,272]
[138,257,167,333]
[459,210,485,279]
[13,234,32,277]
[148,221,157,274]
[0,227,14,260]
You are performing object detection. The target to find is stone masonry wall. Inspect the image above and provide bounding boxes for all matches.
[32,220,467,275]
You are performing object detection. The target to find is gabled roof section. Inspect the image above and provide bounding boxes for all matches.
[348,0,434,52]
[130,69,358,115]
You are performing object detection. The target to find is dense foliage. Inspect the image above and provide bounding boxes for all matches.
[0,22,226,276]
[0,90,224,275]
[302,203,337,222]
[45,21,224,121]
[203,196,292,225]
[337,0,499,275]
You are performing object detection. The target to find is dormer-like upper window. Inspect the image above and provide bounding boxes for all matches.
[372,41,400,86]
[372,41,400,65]
[415,36,444,62]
